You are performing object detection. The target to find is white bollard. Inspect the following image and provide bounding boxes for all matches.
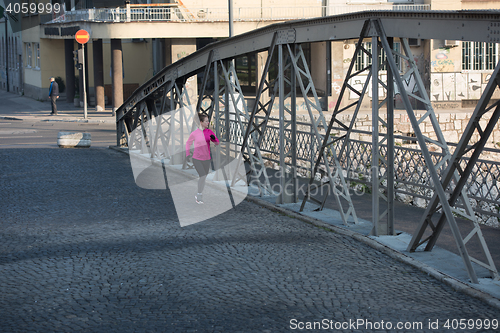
[57,132,91,148]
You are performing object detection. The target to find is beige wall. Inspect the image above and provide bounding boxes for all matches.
[182,0,321,7]
[40,39,66,89]
[100,39,154,86]
[170,38,198,101]
[429,0,461,10]
[461,0,500,10]
[429,0,500,10]
[310,42,327,95]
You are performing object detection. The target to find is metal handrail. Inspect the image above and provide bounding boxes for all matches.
[43,4,431,24]
[225,117,500,224]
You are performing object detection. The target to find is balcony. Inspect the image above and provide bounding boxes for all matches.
[41,4,431,25]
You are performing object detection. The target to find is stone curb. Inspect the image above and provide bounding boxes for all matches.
[0,116,23,121]
[0,116,114,123]
[108,145,500,310]
[43,119,114,123]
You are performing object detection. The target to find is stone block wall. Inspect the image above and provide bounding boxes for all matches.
[328,111,500,155]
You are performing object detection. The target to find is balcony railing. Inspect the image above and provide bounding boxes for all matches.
[42,4,431,24]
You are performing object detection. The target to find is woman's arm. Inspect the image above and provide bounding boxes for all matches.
[186,132,195,156]
[209,130,220,146]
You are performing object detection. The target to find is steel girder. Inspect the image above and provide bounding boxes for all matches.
[115,11,500,284]
[408,62,500,282]
[218,60,274,196]
[116,11,500,125]
[370,35,395,236]
[298,20,372,225]
[291,43,358,226]
[276,44,298,204]
[371,19,498,283]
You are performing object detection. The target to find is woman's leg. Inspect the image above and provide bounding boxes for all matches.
[192,159,210,193]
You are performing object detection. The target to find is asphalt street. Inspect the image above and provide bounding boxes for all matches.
[0,90,116,149]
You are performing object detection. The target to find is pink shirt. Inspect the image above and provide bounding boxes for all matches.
[186,128,219,160]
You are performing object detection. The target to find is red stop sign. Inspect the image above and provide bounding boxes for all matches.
[75,29,90,44]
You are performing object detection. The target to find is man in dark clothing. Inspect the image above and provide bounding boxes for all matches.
[49,77,59,115]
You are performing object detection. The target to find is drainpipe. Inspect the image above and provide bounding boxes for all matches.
[5,15,9,92]
[228,0,233,37]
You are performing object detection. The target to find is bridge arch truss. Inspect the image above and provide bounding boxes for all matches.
[116,11,500,284]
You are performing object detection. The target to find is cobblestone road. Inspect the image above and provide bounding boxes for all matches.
[1,148,499,333]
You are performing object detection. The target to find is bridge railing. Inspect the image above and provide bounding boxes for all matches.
[43,4,431,24]
[223,116,500,226]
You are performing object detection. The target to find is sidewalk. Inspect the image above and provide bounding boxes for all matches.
[0,90,115,123]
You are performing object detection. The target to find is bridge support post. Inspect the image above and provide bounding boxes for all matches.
[370,35,395,236]
[277,44,297,204]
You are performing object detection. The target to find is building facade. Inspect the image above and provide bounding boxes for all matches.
[1,0,499,116]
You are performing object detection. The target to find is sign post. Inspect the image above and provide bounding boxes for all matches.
[75,29,90,119]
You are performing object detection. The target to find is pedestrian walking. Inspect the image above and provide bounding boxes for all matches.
[49,77,59,115]
[185,113,220,204]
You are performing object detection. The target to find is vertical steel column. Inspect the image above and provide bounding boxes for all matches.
[277,44,297,204]
[374,19,479,283]
[169,85,178,165]
[386,38,395,236]
[290,45,297,203]
[371,36,380,236]
[224,62,231,161]
[371,35,395,236]
[213,61,223,180]
[278,44,286,203]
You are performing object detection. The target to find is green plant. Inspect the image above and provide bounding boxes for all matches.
[55,76,65,93]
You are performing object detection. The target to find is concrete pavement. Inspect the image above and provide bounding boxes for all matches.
[0,90,115,123]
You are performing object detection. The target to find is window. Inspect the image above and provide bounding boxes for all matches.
[26,43,32,68]
[34,42,40,68]
[462,42,499,71]
[9,37,13,69]
[268,43,312,96]
[15,38,18,69]
[0,37,3,68]
[235,54,256,94]
[355,41,401,72]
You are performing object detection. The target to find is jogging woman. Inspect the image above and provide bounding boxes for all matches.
[185,113,220,204]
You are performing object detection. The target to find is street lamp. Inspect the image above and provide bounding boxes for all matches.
[228,0,233,38]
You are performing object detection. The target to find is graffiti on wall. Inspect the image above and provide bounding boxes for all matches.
[431,72,485,101]
[431,49,455,72]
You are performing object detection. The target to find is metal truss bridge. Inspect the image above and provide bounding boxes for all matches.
[116,10,500,284]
